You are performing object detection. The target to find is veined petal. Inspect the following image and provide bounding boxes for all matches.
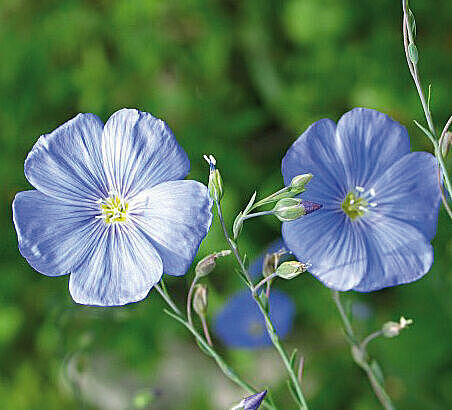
[130,180,212,276]
[336,108,411,188]
[282,210,367,290]
[371,152,440,240]
[69,223,163,306]
[24,113,108,203]
[12,190,100,276]
[282,118,348,205]
[102,109,190,199]
[353,216,433,292]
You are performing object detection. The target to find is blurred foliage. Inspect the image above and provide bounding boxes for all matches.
[1,0,451,409]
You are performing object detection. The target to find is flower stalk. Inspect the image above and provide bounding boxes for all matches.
[154,284,278,410]
[214,198,309,410]
[332,291,396,410]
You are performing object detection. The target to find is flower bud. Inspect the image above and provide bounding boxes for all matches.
[441,131,451,158]
[275,261,309,280]
[262,252,280,277]
[193,284,208,317]
[290,173,313,191]
[195,250,231,278]
[273,198,321,222]
[382,316,413,338]
[204,154,223,201]
[243,390,267,410]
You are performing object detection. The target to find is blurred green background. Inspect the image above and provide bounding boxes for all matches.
[1,0,451,409]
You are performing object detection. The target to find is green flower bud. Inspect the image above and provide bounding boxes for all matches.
[382,316,413,338]
[204,154,223,201]
[290,173,313,191]
[193,284,208,317]
[132,390,154,409]
[275,261,309,280]
[273,198,305,222]
[195,250,231,278]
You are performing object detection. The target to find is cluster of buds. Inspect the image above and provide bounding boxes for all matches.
[382,316,413,338]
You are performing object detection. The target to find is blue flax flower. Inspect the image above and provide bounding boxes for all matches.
[13,109,212,306]
[214,290,294,348]
[282,108,440,291]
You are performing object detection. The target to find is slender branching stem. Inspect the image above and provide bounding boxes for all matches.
[215,199,309,410]
[332,291,396,410]
[200,315,213,347]
[155,283,278,410]
[253,273,278,295]
[242,210,275,221]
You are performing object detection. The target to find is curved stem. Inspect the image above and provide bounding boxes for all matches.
[215,200,309,410]
[186,276,199,327]
[242,210,275,221]
[332,291,396,410]
[200,315,213,347]
[155,284,278,410]
[360,330,383,352]
[253,273,278,294]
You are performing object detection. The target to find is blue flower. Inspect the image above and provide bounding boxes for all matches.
[214,290,295,348]
[13,109,212,306]
[281,108,440,292]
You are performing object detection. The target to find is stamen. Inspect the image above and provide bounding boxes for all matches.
[97,192,128,224]
[355,186,365,192]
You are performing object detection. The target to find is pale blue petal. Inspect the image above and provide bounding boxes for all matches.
[69,223,163,306]
[24,113,108,203]
[102,109,190,199]
[282,210,367,290]
[335,108,411,188]
[353,216,434,292]
[12,190,100,276]
[371,152,440,240]
[129,180,212,276]
[282,118,348,205]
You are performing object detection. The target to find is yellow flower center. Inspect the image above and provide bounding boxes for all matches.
[97,193,128,224]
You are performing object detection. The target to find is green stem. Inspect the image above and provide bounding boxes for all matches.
[332,291,396,410]
[215,200,309,410]
[154,284,278,410]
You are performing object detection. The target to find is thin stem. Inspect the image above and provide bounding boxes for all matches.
[402,0,452,207]
[154,283,181,316]
[332,291,396,410]
[251,186,290,210]
[200,315,213,347]
[241,210,275,221]
[215,199,309,410]
[155,284,278,410]
[360,330,383,352]
[215,201,253,286]
[254,273,278,294]
[186,276,199,327]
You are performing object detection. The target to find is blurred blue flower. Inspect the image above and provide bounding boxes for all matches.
[282,108,440,291]
[248,238,287,279]
[13,109,212,306]
[214,290,294,348]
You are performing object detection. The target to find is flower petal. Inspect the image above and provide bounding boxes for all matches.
[282,118,348,205]
[24,113,108,203]
[69,223,163,306]
[130,180,212,276]
[335,108,411,187]
[12,190,100,276]
[371,152,440,240]
[214,290,294,349]
[353,216,433,292]
[282,210,367,290]
[102,109,190,199]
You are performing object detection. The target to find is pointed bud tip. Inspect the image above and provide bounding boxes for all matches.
[301,200,322,215]
[243,390,267,410]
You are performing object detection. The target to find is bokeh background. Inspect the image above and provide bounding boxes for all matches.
[1,0,451,409]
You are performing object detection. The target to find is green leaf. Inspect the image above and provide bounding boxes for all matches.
[408,43,418,65]
[233,212,243,239]
[289,348,298,371]
[243,191,257,215]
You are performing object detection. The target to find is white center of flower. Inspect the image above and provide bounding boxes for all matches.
[96,192,128,224]
[342,186,378,220]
